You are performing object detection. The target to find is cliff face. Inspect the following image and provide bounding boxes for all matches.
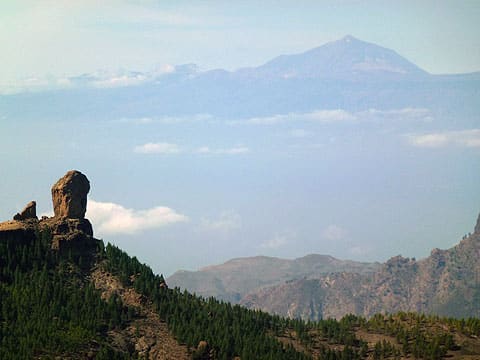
[240,219,480,320]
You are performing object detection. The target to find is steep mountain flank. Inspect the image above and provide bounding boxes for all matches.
[91,265,189,359]
[240,216,480,320]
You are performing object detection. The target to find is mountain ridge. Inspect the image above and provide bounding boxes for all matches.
[240,215,480,320]
[169,214,480,320]
[168,254,381,303]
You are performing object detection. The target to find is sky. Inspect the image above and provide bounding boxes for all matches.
[1,0,480,88]
[1,1,479,276]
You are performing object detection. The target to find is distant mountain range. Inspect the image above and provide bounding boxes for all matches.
[169,214,480,320]
[2,35,479,121]
[168,254,380,303]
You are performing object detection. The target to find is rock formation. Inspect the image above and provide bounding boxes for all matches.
[41,170,94,251]
[1,170,97,255]
[51,170,90,219]
[13,201,37,220]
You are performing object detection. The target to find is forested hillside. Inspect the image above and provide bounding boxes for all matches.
[1,224,480,359]
[1,170,480,359]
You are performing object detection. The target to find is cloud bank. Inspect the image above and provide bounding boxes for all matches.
[195,146,250,155]
[408,129,480,148]
[87,199,188,236]
[229,107,431,126]
[134,143,250,155]
[134,142,181,154]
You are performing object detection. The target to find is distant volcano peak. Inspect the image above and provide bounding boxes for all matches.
[250,35,428,80]
[340,34,358,42]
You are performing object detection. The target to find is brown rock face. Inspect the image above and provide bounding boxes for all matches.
[13,201,37,220]
[51,170,90,219]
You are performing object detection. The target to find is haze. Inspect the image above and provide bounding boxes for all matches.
[1,1,479,276]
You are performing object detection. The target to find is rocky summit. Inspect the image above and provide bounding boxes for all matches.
[51,170,90,219]
[0,170,96,253]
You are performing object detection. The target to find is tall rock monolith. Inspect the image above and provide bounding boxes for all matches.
[51,170,90,219]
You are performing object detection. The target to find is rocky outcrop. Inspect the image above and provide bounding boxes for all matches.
[0,219,38,244]
[40,216,94,252]
[13,201,37,220]
[51,170,90,219]
[1,170,96,254]
[0,202,38,244]
[44,170,95,252]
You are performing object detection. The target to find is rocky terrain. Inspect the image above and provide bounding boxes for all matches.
[91,266,189,359]
[168,255,380,303]
[169,214,480,321]
[240,215,480,320]
[0,170,98,254]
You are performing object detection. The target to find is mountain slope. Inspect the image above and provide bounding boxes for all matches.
[235,35,428,79]
[1,170,480,359]
[168,254,379,303]
[240,214,480,320]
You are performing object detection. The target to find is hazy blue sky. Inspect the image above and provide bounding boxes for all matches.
[1,0,480,88]
[1,1,479,276]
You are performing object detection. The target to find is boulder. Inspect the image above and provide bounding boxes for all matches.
[51,170,90,219]
[13,201,37,220]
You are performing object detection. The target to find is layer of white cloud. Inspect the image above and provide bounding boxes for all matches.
[408,129,480,148]
[199,211,242,232]
[322,224,348,241]
[0,64,197,94]
[117,114,213,125]
[134,143,250,155]
[231,109,355,125]
[134,142,181,154]
[361,107,431,120]
[230,107,431,126]
[196,146,250,155]
[87,199,188,236]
